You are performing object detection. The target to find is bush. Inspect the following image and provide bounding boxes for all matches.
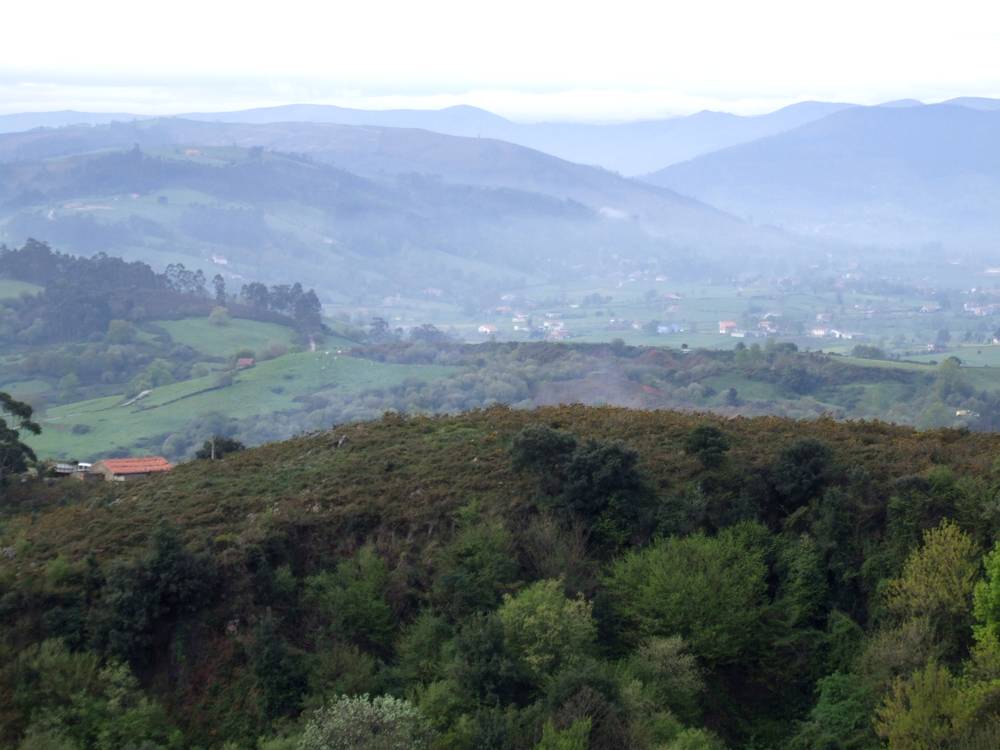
[299,694,432,750]
[535,718,591,750]
[683,425,730,469]
[208,306,231,326]
[772,438,833,512]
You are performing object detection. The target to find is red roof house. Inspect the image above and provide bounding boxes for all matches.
[91,457,173,482]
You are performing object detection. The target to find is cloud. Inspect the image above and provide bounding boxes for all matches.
[1,0,999,120]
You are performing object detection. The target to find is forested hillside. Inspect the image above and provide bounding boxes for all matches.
[3,406,1000,748]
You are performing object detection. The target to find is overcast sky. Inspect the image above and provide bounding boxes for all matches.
[4,0,1000,121]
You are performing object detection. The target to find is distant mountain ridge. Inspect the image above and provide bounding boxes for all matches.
[180,100,856,174]
[644,103,1000,250]
[0,116,792,251]
[0,118,809,307]
[3,96,997,174]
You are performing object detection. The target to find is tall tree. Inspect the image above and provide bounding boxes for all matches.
[212,274,227,305]
[0,392,41,487]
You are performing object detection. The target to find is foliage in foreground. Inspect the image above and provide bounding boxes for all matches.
[3,405,1000,748]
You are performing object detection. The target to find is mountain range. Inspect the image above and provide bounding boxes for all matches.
[2,95,999,291]
[644,103,1000,250]
[0,118,803,306]
[1,96,997,176]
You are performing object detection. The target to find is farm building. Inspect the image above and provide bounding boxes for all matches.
[236,357,255,369]
[90,457,173,482]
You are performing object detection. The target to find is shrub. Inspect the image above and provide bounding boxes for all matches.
[683,425,730,469]
[535,718,591,750]
[299,694,432,750]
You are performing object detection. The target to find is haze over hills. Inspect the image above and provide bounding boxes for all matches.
[644,103,1000,251]
[3,96,997,176]
[0,100,860,174]
[0,109,148,134]
[0,118,806,306]
[182,99,856,174]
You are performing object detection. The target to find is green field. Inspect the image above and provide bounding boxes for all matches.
[152,317,301,357]
[0,279,41,299]
[906,344,1000,368]
[28,352,457,459]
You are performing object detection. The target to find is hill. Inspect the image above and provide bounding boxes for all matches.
[0,122,807,305]
[644,104,1000,251]
[184,100,854,175]
[3,405,1000,748]
[0,109,148,134]
[0,100,854,175]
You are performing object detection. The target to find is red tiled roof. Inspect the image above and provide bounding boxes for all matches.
[96,457,173,475]
[237,358,255,366]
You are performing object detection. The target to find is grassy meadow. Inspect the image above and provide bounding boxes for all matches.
[28,351,457,460]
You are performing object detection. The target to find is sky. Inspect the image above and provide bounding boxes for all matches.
[4,0,1000,121]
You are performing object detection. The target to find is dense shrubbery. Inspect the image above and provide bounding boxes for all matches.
[2,406,1000,748]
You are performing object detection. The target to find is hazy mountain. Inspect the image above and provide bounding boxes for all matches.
[0,117,798,256]
[0,146,650,302]
[184,100,855,174]
[0,100,855,174]
[184,102,511,131]
[943,96,1000,111]
[0,110,148,134]
[2,98,997,177]
[644,104,1000,251]
[877,98,924,108]
[0,118,809,308]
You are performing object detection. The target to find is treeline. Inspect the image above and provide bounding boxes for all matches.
[238,282,322,332]
[0,239,324,344]
[3,407,1000,748]
[190,337,1000,460]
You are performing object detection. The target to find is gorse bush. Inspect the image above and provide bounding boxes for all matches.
[299,694,432,750]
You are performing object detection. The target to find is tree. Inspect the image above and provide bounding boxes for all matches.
[683,425,730,469]
[240,282,270,311]
[874,661,974,749]
[772,438,832,512]
[299,694,432,750]
[497,579,596,684]
[194,436,245,460]
[106,319,136,344]
[510,424,578,490]
[535,718,591,750]
[0,391,40,486]
[212,274,227,305]
[974,541,1000,643]
[432,510,519,619]
[249,615,306,721]
[606,523,769,664]
[626,636,704,721]
[208,306,230,327]
[512,425,651,548]
[304,546,395,653]
[293,289,323,331]
[886,521,979,648]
